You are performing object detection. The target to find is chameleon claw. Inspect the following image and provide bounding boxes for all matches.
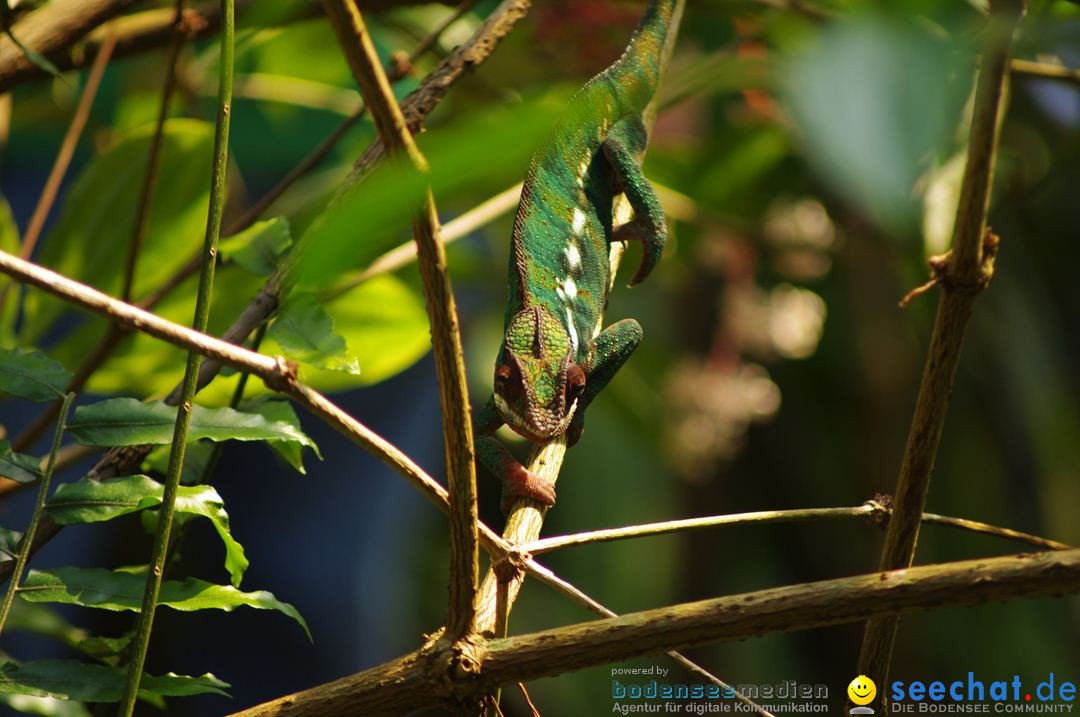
[500,465,556,514]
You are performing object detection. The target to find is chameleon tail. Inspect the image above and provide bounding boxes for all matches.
[610,0,686,118]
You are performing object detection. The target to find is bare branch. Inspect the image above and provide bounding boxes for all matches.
[228,548,1080,716]
[324,0,479,641]
[856,1,1024,705]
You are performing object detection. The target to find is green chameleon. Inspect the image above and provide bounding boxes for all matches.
[474,0,684,512]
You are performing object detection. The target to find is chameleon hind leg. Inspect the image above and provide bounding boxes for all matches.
[473,396,557,512]
[602,117,667,287]
[567,318,643,446]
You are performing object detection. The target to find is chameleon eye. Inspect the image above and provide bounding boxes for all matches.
[495,363,523,401]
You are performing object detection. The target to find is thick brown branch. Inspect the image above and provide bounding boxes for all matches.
[324,0,479,641]
[0,0,138,93]
[229,549,1080,716]
[856,1,1024,707]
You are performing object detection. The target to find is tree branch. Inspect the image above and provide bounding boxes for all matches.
[0,0,137,93]
[856,1,1024,708]
[228,548,1080,716]
[324,0,479,642]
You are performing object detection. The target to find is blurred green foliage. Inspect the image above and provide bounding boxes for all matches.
[1,0,1079,714]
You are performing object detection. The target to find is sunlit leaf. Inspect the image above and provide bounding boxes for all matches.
[783,17,970,231]
[21,119,215,344]
[19,567,309,639]
[0,439,42,483]
[0,692,91,717]
[66,398,316,449]
[268,292,359,373]
[47,475,249,587]
[220,216,293,276]
[292,93,566,289]
[0,347,71,403]
[0,194,20,343]
[0,659,229,702]
[144,440,215,485]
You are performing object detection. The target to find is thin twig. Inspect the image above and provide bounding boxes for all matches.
[1010,57,1080,84]
[0,32,116,320]
[855,1,1024,709]
[325,0,479,642]
[523,502,1072,555]
[228,548,1080,716]
[0,393,73,638]
[117,0,233,711]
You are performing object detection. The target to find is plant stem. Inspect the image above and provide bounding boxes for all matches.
[0,393,73,638]
[117,0,233,713]
[855,2,1024,709]
[324,0,479,640]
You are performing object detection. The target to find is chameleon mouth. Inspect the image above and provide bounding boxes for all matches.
[495,394,579,443]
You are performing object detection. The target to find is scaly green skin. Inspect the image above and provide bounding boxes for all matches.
[474,0,680,512]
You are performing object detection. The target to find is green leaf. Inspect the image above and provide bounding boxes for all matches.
[0,659,230,702]
[240,398,321,474]
[144,440,215,485]
[0,693,91,717]
[19,567,310,639]
[66,398,316,449]
[292,94,565,290]
[0,440,42,483]
[0,347,71,403]
[0,526,20,556]
[0,194,21,344]
[21,119,215,344]
[46,475,249,587]
[287,275,430,390]
[268,292,359,373]
[219,216,293,276]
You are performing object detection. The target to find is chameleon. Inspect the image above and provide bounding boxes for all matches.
[473,0,684,512]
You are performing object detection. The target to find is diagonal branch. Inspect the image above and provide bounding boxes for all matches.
[855,0,1024,708]
[323,0,479,642]
[228,548,1080,716]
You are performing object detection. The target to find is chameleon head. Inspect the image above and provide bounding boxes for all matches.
[494,306,586,442]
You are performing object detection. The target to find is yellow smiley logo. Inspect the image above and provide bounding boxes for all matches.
[848,675,877,706]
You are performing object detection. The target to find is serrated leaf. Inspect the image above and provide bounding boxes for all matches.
[0,659,229,702]
[67,398,315,449]
[0,440,42,483]
[0,348,71,403]
[219,216,292,276]
[20,567,309,639]
[47,475,249,587]
[240,398,321,474]
[268,292,359,373]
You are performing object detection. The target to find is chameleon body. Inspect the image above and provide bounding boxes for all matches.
[474,0,682,511]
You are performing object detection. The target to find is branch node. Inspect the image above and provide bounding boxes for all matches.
[261,356,299,393]
[864,495,892,529]
[493,548,530,584]
[899,230,1000,307]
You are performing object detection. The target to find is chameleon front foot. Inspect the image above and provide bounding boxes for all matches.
[500,465,556,514]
